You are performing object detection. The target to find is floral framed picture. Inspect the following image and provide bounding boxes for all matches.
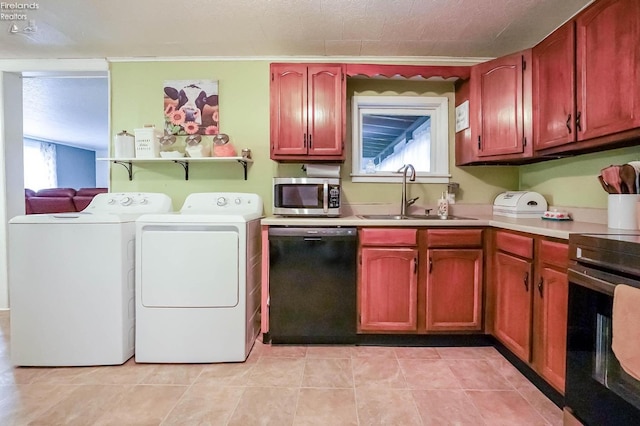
[163,80,219,136]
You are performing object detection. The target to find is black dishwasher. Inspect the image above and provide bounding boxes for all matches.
[268,227,357,344]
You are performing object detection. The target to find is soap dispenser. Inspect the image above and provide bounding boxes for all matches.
[437,191,449,219]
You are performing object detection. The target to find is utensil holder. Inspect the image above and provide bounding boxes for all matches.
[608,194,640,229]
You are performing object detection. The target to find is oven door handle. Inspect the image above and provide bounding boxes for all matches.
[568,268,616,296]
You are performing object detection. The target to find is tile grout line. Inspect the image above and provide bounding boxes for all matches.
[395,349,429,426]
[290,350,304,426]
[156,364,203,425]
[351,351,361,426]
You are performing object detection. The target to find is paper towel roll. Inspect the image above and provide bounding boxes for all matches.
[305,164,341,178]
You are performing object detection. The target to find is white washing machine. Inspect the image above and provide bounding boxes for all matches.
[8,192,173,366]
[135,192,263,363]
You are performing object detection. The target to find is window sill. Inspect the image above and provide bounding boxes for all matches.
[350,173,450,183]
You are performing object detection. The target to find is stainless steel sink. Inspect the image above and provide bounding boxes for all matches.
[358,214,476,220]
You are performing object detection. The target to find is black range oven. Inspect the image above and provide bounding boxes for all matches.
[566,233,640,425]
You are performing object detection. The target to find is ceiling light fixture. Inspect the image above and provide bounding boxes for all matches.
[8,20,37,35]
[23,20,37,32]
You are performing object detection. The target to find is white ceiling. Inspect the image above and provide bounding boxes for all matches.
[11,0,593,152]
[3,0,592,59]
[22,74,108,151]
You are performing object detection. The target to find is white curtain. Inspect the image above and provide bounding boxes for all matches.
[377,122,431,172]
[23,139,57,190]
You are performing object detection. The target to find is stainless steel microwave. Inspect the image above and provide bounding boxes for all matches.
[273,177,341,217]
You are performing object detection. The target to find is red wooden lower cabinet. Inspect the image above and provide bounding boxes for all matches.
[358,228,418,332]
[359,247,418,332]
[357,228,484,333]
[426,248,483,331]
[494,250,534,362]
[491,230,569,394]
[532,239,569,393]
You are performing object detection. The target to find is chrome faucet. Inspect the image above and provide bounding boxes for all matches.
[397,164,418,216]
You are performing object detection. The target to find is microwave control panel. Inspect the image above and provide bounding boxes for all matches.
[329,185,340,208]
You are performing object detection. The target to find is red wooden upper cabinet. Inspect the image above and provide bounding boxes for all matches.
[575,0,640,142]
[533,21,576,152]
[471,49,532,161]
[270,63,345,162]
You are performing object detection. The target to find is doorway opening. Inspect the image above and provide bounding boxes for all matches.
[22,71,109,191]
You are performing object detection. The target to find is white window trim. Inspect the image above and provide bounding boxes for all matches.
[351,95,450,183]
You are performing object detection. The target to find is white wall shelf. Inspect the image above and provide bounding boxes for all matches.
[97,157,253,181]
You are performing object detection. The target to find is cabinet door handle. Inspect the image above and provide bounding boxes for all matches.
[309,134,313,148]
[428,257,433,273]
[477,136,481,151]
[538,277,544,297]
[523,271,529,291]
[566,114,572,133]
[576,111,582,132]
[303,134,307,148]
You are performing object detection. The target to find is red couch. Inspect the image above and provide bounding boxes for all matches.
[25,188,108,214]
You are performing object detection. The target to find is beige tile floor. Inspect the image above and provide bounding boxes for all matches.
[0,311,562,425]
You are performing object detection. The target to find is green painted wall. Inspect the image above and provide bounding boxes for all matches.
[110,60,639,213]
[520,145,640,208]
[110,61,275,210]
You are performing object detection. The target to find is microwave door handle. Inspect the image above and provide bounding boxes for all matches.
[323,182,329,213]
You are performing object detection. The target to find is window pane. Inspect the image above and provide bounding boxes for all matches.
[24,140,57,191]
[351,95,449,183]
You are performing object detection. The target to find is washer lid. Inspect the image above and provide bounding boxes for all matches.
[9,212,136,224]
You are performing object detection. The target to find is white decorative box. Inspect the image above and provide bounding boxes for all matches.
[134,127,161,158]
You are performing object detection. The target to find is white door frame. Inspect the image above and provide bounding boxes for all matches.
[0,59,109,309]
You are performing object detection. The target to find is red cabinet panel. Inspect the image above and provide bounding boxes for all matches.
[533,0,640,155]
[270,63,345,161]
[270,64,307,156]
[473,51,531,158]
[492,231,569,394]
[533,21,576,151]
[534,265,568,392]
[426,248,483,331]
[359,247,418,332]
[533,239,569,393]
[575,0,640,141]
[494,251,533,362]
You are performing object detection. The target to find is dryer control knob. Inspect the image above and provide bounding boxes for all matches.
[235,198,242,205]
[140,198,148,205]
[120,196,133,206]
[216,197,228,206]
[108,199,116,205]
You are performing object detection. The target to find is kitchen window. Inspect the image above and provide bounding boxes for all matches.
[351,95,450,183]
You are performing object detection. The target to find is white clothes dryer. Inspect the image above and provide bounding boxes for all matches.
[9,193,173,366]
[135,192,263,363]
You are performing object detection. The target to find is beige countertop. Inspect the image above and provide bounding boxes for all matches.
[261,214,618,240]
